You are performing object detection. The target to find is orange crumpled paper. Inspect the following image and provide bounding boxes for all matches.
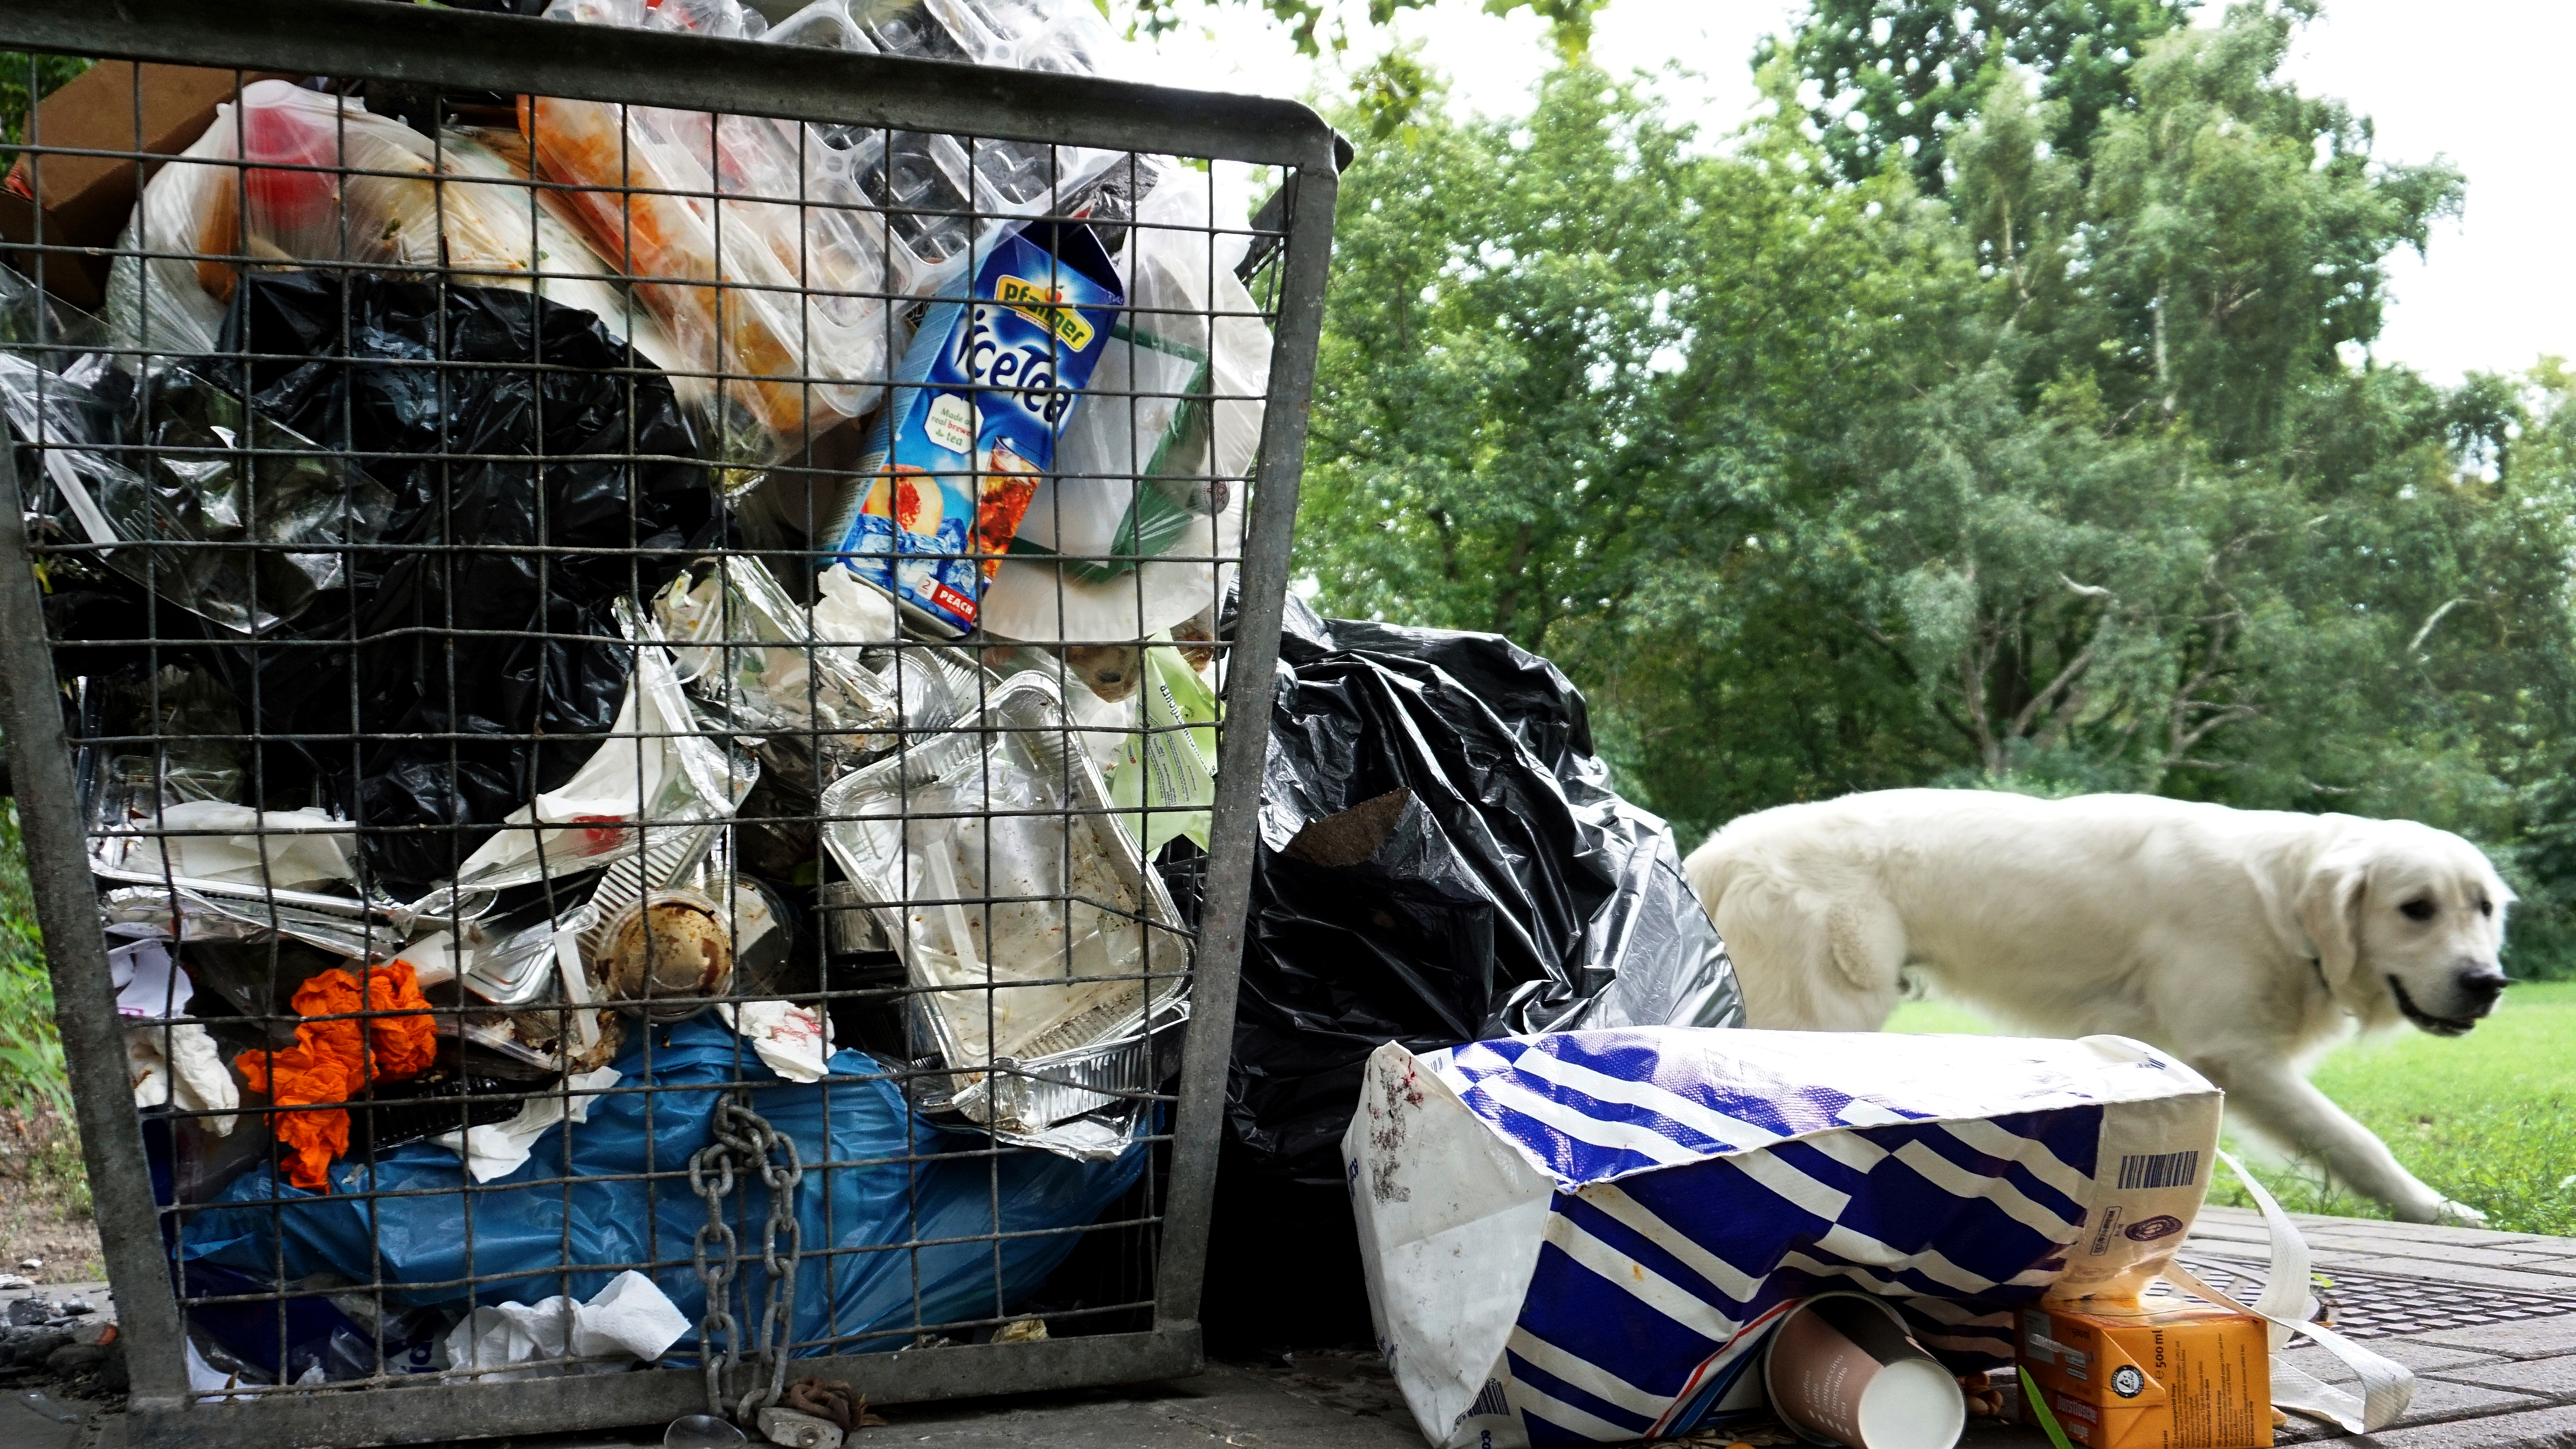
[235,961,438,1190]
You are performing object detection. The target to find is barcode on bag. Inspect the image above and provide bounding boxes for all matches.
[2117,1150,2200,1190]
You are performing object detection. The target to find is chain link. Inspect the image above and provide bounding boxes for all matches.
[689,1091,804,1426]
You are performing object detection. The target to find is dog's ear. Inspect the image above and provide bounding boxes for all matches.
[2297,838,2372,992]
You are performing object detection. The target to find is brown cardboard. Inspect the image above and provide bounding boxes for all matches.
[2021,1297,2274,1449]
[1,61,292,307]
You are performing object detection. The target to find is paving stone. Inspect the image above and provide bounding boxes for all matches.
[2393,1379,2553,1425]
[2283,1339,2505,1373]
[2430,1355,2576,1398]
[2304,1254,2576,1296]
[2308,1402,2576,1447]
[2418,1315,2576,1357]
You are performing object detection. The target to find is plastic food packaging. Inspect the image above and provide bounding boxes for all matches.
[1342,1029,2227,1448]
[107,81,442,357]
[825,221,1125,638]
[1228,601,1743,1183]
[429,127,699,397]
[523,0,896,459]
[181,1015,1147,1357]
[1763,1295,1966,1449]
[819,671,1188,1144]
[1104,638,1218,854]
[980,168,1265,645]
[445,1269,691,1381]
[653,556,902,786]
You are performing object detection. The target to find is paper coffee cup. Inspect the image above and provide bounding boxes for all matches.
[1762,1293,1966,1449]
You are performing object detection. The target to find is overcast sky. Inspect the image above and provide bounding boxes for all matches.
[1130,0,2567,388]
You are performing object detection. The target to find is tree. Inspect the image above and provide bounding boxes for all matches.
[1759,0,2190,193]
[1294,4,2576,974]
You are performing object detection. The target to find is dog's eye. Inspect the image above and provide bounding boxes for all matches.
[2479,896,2494,917]
[2399,899,2437,923]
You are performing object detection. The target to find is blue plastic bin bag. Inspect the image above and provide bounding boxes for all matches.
[181,1016,1144,1356]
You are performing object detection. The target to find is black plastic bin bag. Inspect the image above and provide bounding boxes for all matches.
[209,271,716,896]
[1228,599,1741,1184]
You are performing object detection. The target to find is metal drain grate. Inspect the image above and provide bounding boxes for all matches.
[2167,1255,2576,1340]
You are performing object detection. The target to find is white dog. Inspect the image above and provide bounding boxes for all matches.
[1682,789,2515,1224]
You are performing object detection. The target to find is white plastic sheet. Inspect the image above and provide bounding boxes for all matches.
[443,1269,690,1381]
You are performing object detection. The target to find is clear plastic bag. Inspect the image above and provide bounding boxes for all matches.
[0,335,396,636]
[818,671,1188,1136]
[107,81,444,358]
[524,0,897,461]
[652,556,902,770]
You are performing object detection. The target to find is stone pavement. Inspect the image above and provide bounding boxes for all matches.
[10,1208,2576,1448]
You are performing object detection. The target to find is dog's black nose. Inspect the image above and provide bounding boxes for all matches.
[2457,967,2511,1008]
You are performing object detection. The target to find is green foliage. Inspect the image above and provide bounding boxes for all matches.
[0,51,92,148]
[1296,4,2576,978]
[0,804,67,1123]
[1129,0,1601,61]
[1758,0,2192,193]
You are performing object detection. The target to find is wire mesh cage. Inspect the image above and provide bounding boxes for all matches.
[0,1,1340,1443]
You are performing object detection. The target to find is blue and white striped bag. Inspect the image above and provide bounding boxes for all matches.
[1343,1028,2233,1448]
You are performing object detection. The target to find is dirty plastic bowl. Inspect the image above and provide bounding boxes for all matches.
[665,1414,748,1449]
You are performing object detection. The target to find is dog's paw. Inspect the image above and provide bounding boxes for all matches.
[2433,1198,2490,1227]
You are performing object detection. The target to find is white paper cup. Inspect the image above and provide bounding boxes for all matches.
[1762,1293,1967,1449]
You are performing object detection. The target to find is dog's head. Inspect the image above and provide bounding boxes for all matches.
[2296,819,2514,1035]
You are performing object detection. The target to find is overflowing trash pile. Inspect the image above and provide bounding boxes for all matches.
[0,0,1260,1411]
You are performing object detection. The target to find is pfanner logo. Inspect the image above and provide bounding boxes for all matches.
[994,274,1097,351]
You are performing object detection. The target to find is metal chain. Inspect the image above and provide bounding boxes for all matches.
[689,1091,804,1426]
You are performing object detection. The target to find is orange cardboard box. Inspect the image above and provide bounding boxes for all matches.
[1,61,291,308]
[2019,1296,2273,1449]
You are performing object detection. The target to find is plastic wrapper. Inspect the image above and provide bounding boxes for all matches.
[209,270,716,898]
[982,168,1264,644]
[523,0,896,458]
[653,556,901,785]
[106,81,443,358]
[819,671,1189,1146]
[1230,599,1743,1184]
[1104,638,1218,854]
[430,127,699,398]
[0,332,397,636]
[177,1015,1147,1356]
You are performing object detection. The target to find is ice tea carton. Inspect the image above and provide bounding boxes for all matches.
[2020,1295,2273,1449]
[827,221,1122,636]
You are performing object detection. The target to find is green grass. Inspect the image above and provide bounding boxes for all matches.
[1887,985,2576,1236]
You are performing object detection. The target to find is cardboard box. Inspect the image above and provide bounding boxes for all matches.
[1,61,290,308]
[2020,1296,2273,1449]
